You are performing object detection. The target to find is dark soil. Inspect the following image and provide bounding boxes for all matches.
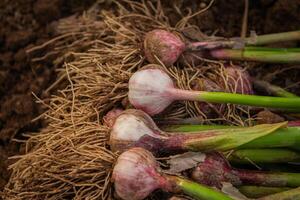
[0,0,95,190]
[0,0,299,194]
[195,0,300,95]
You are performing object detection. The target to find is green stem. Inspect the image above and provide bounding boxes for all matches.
[245,30,300,46]
[238,186,290,198]
[171,176,233,200]
[199,91,300,111]
[258,186,300,200]
[253,79,298,98]
[173,89,300,112]
[164,125,300,150]
[228,149,300,164]
[209,47,300,63]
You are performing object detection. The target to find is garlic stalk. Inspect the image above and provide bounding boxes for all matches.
[109,109,285,154]
[128,65,300,115]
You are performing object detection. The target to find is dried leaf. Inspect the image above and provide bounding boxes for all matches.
[221,182,253,200]
[166,152,206,174]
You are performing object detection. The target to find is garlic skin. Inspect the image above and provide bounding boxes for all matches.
[222,66,253,95]
[191,152,242,189]
[109,109,161,152]
[112,147,166,200]
[128,65,175,116]
[103,108,124,127]
[144,29,186,66]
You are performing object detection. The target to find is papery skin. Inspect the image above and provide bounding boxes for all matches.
[144,29,186,66]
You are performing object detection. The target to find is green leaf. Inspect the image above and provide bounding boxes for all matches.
[184,122,287,152]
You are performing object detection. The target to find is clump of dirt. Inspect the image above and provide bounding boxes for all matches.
[0,0,94,190]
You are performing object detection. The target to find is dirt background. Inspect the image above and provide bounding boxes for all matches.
[0,0,299,192]
[0,0,95,189]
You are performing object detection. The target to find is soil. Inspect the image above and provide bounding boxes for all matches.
[0,0,299,194]
[0,0,95,190]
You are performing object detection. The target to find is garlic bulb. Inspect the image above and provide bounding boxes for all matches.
[144,29,186,66]
[128,65,175,115]
[109,109,162,153]
[112,147,172,200]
